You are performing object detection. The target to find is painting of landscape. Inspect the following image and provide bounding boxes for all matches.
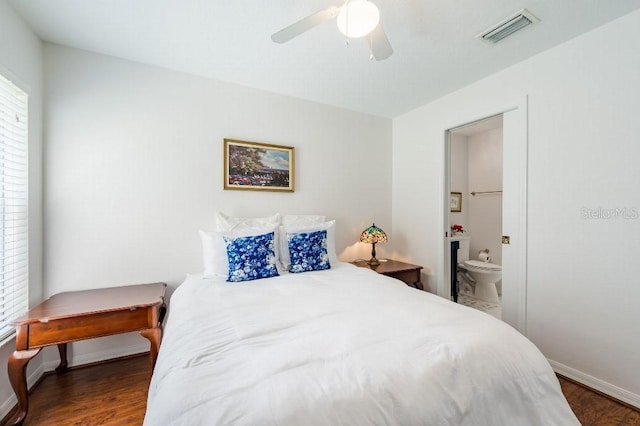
[224,139,294,192]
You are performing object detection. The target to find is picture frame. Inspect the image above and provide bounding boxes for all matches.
[224,139,295,192]
[450,192,462,212]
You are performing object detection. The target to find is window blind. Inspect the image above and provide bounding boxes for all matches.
[0,73,28,341]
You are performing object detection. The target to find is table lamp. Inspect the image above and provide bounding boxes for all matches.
[359,223,387,266]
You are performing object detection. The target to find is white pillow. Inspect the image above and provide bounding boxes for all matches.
[281,214,326,227]
[279,220,337,271]
[214,211,281,232]
[200,226,280,278]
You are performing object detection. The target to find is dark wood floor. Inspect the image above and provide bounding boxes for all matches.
[558,376,640,425]
[5,356,150,426]
[3,355,639,425]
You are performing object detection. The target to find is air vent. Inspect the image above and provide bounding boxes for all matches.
[477,9,540,43]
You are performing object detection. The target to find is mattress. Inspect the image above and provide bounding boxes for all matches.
[144,262,578,425]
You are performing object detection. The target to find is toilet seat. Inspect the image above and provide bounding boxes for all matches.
[463,260,502,272]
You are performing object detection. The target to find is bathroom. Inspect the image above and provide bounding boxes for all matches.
[449,115,503,318]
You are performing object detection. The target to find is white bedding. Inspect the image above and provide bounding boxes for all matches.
[145,263,578,425]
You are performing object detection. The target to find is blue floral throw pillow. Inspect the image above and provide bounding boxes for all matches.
[224,232,279,282]
[287,230,331,273]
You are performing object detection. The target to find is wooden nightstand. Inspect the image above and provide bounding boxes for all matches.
[353,259,423,290]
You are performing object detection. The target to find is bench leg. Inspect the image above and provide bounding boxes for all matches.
[7,348,41,426]
[55,343,69,374]
[140,327,162,372]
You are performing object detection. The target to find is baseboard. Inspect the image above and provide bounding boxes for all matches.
[549,359,640,409]
[0,362,45,422]
[42,342,150,372]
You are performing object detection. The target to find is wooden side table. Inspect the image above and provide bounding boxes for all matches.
[353,259,424,290]
[6,282,167,426]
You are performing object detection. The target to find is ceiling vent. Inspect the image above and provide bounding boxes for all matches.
[477,9,540,43]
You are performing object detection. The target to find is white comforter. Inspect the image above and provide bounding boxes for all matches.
[145,263,578,425]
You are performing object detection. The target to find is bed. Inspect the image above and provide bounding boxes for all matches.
[144,262,579,425]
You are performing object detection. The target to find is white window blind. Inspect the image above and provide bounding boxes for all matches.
[0,73,28,342]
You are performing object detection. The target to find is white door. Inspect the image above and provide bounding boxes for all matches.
[500,104,528,333]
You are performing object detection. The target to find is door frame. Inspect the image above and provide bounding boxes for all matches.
[442,96,528,335]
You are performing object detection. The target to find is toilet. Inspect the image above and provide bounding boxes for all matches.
[453,236,502,303]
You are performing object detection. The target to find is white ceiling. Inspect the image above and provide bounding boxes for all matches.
[8,0,640,118]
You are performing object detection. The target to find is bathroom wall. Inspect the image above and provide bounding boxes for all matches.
[449,133,468,231]
[467,127,503,268]
[450,127,503,294]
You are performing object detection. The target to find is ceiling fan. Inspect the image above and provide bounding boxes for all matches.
[271,0,393,61]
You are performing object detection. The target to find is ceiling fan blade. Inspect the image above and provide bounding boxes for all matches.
[271,6,341,44]
[369,23,393,60]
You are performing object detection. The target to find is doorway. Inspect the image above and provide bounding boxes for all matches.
[449,115,504,319]
[443,98,528,334]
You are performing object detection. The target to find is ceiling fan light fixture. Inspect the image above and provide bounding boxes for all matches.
[337,0,380,38]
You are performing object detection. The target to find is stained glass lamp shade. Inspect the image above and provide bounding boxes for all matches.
[359,223,387,266]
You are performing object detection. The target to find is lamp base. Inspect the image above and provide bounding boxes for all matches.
[367,242,380,266]
[367,257,380,266]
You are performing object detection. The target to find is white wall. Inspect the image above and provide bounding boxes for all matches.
[0,0,44,419]
[42,43,393,366]
[392,9,640,406]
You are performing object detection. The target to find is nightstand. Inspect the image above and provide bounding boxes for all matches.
[353,259,423,290]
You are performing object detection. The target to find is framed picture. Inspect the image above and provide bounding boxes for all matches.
[224,139,295,192]
[450,192,462,212]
